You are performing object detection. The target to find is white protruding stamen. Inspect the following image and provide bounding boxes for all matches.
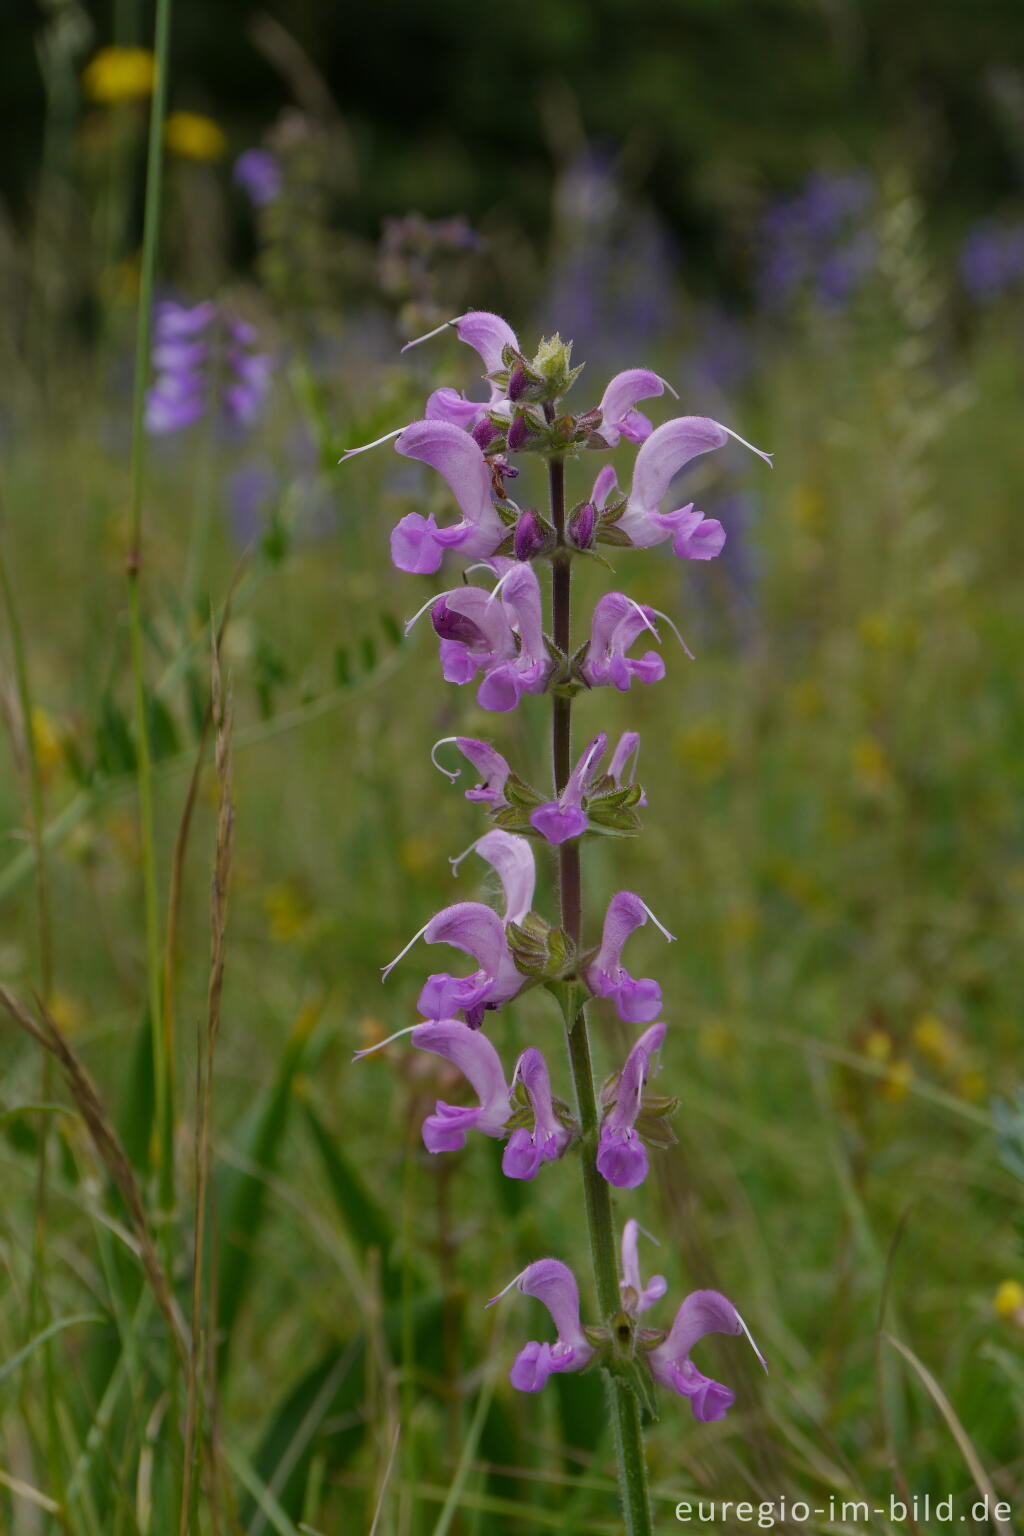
[338,427,403,463]
[625,597,662,642]
[735,1309,769,1374]
[648,607,695,662]
[352,1023,419,1062]
[381,922,430,981]
[400,316,460,354]
[448,837,481,877]
[578,735,606,783]
[431,737,461,782]
[639,899,676,944]
[723,426,774,468]
[659,374,680,400]
[403,588,458,637]
[485,1268,529,1308]
[486,565,517,606]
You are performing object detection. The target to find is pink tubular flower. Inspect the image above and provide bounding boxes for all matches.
[388,420,507,573]
[355,1016,570,1177]
[585,892,674,1022]
[433,564,551,712]
[596,1023,666,1189]
[616,416,772,559]
[383,830,533,1026]
[409,310,520,431]
[618,1219,668,1316]
[412,1019,514,1151]
[648,1288,767,1423]
[430,736,512,807]
[580,592,668,691]
[492,1259,595,1391]
[502,1047,573,1179]
[529,733,608,844]
[592,368,677,448]
[527,730,643,845]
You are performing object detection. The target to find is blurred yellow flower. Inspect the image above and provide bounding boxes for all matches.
[673,720,732,784]
[263,884,309,943]
[858,610,893,650]
[880,1058,913,1102]
[853,734,891,792]
[698,1021,734,1060]
[789,484,825,530]
[30,707,64,781]
[97,257,141,307]
[164,111,227,162]
[863,1028,893,1063]
[49,991,83,1037]
[82,46,156,104]
[911,1012,957,1069]
[994,1280,1024,1321]
[956,1069,986,1103]
[399,833,437,877]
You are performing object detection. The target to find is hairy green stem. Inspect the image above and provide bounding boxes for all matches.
[548,455,654,1535]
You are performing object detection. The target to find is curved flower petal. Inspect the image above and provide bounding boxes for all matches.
[597,369,674,448]
[585,894,672,1022]
[411,1019,510,1136]
[395,419,499,533]
[453,311,520,372]
[425,387,486,429]
[472,830,536,925]
[518,1259,591,1353]
[423,901,522,1004]
[647,1288,745,1420]
[619,1219,668,1316]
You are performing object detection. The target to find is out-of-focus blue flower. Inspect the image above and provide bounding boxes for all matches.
[145,300,271,435]
[756,171,876,313]
[960,219,1024,304]
[544,147,678,363]
[233,149,283,208]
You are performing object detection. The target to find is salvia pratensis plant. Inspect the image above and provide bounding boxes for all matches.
[343,310,771,1531]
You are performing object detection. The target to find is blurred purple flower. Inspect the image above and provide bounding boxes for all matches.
[234,149,282,208]
[756,171,875,313]
[960,219,1024,303]
[146,300,271,435]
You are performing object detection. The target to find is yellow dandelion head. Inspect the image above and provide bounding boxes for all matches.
[82,46,156,104]
[164,111,227,162]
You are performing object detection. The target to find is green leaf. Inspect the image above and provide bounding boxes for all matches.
[303,1103,411,1303]
[216,1015,314,1374]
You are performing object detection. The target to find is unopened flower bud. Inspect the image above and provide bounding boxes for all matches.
[472,417,500,451]
[431,599,486,645]
[508,366,530,401]
[514,510,548,562]
[569,501,596,550]
[507,413,532,452]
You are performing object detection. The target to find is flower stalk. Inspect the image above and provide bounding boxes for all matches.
[549,451,654,1534]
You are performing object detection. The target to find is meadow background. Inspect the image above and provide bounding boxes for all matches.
[1,1,1023,1532]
